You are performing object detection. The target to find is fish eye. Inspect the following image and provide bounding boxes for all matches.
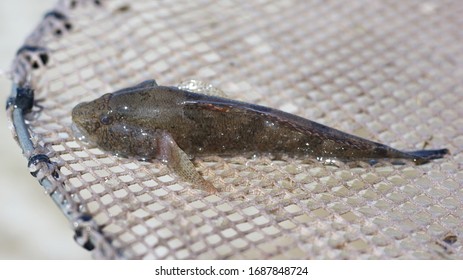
[100,114,113,125]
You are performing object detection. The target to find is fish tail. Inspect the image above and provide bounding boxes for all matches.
[405,148,450,164]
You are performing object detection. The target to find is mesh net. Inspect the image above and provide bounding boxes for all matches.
[7,0,463,259]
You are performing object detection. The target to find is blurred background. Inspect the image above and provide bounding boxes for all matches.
[0,0,90,259]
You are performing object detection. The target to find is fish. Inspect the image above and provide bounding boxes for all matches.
[71,79,449,193]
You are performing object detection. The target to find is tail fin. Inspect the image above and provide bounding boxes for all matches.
[406,148,449,164]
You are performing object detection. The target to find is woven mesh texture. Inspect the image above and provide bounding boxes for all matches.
[8,0,463,259]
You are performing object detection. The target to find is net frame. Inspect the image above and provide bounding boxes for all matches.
[5,0,463,259]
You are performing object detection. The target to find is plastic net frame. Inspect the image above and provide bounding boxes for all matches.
[6,0,462,259]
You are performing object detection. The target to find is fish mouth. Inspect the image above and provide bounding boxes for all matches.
[71,122,94,145]
[71,101,97,145]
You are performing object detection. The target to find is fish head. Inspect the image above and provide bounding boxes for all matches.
[71,93,114,145]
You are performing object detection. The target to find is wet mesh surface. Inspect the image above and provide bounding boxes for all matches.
[8,0,463,259]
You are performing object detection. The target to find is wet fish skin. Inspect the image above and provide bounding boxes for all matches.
[71,80,449,192]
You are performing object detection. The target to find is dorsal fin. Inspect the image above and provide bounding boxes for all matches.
[112,79,158,94]
[135,79,158,88]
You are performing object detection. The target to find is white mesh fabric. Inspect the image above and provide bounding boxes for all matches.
[7,0,463,259]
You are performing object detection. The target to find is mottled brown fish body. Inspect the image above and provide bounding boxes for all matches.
[72,84,448,164]
[71,81,448,193]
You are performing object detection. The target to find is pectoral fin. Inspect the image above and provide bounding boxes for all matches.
[157,131,218,194]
